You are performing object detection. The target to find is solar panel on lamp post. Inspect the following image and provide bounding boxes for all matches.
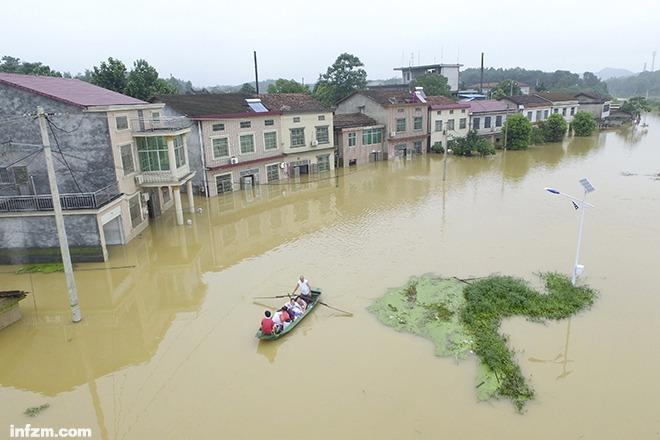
[545,178,596,286]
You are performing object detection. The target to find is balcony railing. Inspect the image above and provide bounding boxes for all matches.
[0,183,121,213]
[135,165,192,186]
[130,117,191,133]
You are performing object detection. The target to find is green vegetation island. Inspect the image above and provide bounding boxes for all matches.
[368,273,597,411]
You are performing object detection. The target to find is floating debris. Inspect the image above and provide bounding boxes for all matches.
[24,404,49,417]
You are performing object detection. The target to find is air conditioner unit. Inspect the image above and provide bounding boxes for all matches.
[390,132,397,138]
[279,162,287,169]
[311,140,319,147]
[230,157,239,164]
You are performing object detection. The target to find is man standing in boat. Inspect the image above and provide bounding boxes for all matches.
[292,275,313,304]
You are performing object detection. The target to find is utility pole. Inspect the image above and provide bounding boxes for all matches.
[652,50,657,72]
[253,51,259,94]
[479,52,484,94]
[37,106,82,322]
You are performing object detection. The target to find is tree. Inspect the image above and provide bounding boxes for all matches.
[410,73,451,96]
[571,112,597,136]
[267,78,309,94]
[448,130,495,157]
[239,82,256,94]
[89,57,128,93]
[312,53,367,107]
[490,79,522,99]
[0,55,62,77]
[620,96,651,119]
[124,59,177,100]
[540,113,568,142]
[503,113,532,149]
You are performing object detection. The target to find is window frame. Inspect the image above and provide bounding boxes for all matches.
[263,131,278,150]
[473,117,481,130]
[215,172,233,194]
[115,115,129,131]
[395,118,406,132]
[211,136,230,159]
[239,121,252,129]
[239,133,256,155]
[264,119,274,126]
[290,127,305,148]
[265,163,280,182]
[413,116,423,131]
[212,123,225,132]
[459,118,467,129]
[435,120,443,132]
[129,194,143,228]
[348,132,357,147]
[119,143,135,176]
[315,125,329,144]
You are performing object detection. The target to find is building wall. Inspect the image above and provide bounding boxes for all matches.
[336,126,385,166]
[429,107,470,148]
[439,67,460,92]
[336,95,389,127]
[469,111,510,136]
[578,102,610,120]
[549,101,580,123]
[279,111,334,154]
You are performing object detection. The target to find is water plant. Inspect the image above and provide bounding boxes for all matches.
[24,403,49,417]
[16,263,64,274]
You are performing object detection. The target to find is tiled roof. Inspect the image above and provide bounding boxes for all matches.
[468,81,530,89]
[469,100,511,114]
[154,93,258,117]
[357,88,419,106]
[0,72,146,108]
[426,96,470,110]
[572,91,607,103]
[501,94,552,108]
[333,113,379,129]
[258,93,327,113]
[535,92,578,102]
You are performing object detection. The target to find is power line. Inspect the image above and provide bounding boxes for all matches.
[0,149,41,169]
[46,116,83,193]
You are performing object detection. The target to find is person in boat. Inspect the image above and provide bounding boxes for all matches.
[296,297,307,311]
[292,275,313,304]
[271,308,284,333]
[279,306,293,330]
[287,298,303,318]
[261,310,275,335]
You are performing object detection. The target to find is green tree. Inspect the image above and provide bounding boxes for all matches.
[448,130,495,157]
[239,82,256,94]
[267,78,309,94]
[0,56,62,77]
[313,53,367,107]
[490,79,521,99]
[503,113,532,149]
[620,96,651,119]
[124,59,177,100]
[541,113,568,142]
[89,57,128,93]
[410,73,451,96]
[571,112,597,136]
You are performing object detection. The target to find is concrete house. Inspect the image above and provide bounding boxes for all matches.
[335,88,429,159]
[333,113,385,167]
[394,64,462,92]
[154,94,285,197]
[500,95,553,124]
[535,92,580,123]
[468,100,514,145]
[427,96,471,151]
[467,81,531,96]
[572,92,611,120]
[0,73,196,263]
[258,94,334,177]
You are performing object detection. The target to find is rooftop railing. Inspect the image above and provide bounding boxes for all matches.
[130,117,191,133]
[0,183,121,213]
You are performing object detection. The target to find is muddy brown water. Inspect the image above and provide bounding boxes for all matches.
[1,118,659,439]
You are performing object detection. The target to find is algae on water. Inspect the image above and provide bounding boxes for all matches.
[368,273,597,411]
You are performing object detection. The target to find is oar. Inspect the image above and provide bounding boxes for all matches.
[253,294,293,299]
[319,301,353,316]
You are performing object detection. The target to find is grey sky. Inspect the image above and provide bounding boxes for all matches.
[3,0,658,86]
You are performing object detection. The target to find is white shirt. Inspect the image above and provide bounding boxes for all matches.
[272,312,282,325]
[298,279,311,296]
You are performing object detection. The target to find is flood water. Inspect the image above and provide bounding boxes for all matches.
[1,117,659,439]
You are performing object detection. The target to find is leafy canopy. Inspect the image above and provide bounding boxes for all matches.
[267,78,309,94]
[448,130,495,157]
[620,96,651,118]
[502,113,532,150]
[410,73,451,96]
[490,80,522,99]
[313,53,367,107]
[539,113,568,142]
[124,59,177,101]
[90,57,127,93]
[0,55,62,77]
[571,112,597,136]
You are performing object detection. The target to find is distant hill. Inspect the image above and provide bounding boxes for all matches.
[607,70,660,98]
[596,68,636,80]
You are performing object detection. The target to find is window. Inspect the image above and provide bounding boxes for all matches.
[562,108,567,116]
[570,107,576,116]
[536,110,543,121]
[316,126,329,144]
[290,128,305,147]
[0,167,11,183]
[212,137,229,158]
[12,166,28,184]
[116,115,128,130]
[436,110,442,115]
[414,141,423,154]
[484,116,491,129]
[293,116,301,123]
[526,111,533,121]
[435,120,443,132]
[603,104,610,112]
[449,109,454,114]
[495,115,503,127]
[459,118,467,129]
[317,155,330,172]
[240,121,251,129]
[447,119,455,131]
[473,117,480,130]
[152,112,160,123]
[264,132,278,150]
[362,128,382,145]
[461,109,466,113]
[413,116,423,131]
[266,164,280,182]
[173,135,186,167]
[216,174,232,193]
[553,108,559,114]
[136,136,169,171]
[318,115,325,121]
[239,134,255,154]
[265,119,274,126]
[415,107,421,112]
[395,118,406,132]
[129,195,142,228]
[212,123,225,132]
[120,144,135,175]
[544,110,549,118]
[397,108,405,113]
[348,132,356,147]
[162,187,171,203]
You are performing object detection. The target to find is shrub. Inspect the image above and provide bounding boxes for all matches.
[531,126,546,144]
[542,113,568,142]
[502,113,532,150]
[571,112,597,136]
[431,142,445,154]
[448,130,495,157]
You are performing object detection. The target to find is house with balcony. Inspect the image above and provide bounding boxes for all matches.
[572,92,611,120]
[258,93,334,177]
[535,92,580,123]
[499,94,553,124]
[335,87,429,158]
[427,96,471,151]
[468,100,515,146]
[0,73,195,263]
[333,113,385,167]
[154,93,286,196]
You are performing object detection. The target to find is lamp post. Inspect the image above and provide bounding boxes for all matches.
[545,178,595,286]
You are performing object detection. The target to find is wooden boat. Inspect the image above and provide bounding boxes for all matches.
[255,288,322,340]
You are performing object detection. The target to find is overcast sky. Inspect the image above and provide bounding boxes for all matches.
[2,0,658,86]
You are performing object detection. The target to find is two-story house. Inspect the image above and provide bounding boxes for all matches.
[0,73,195,263]
[468,100,514,145]
[333,113,385,166]
[335,87,428,159]
[572,92,611,120]
[427,96,471,151]
[259,94,334,177]
[536,92,580,123]
[499,95,554,124]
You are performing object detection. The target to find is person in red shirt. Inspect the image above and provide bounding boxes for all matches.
[261,310,275,335]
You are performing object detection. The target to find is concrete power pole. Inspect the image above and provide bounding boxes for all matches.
[37,106,82,323]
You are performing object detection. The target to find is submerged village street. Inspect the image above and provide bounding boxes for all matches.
[1,116,659,439]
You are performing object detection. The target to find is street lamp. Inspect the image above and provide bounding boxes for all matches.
[545,178,596,286]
